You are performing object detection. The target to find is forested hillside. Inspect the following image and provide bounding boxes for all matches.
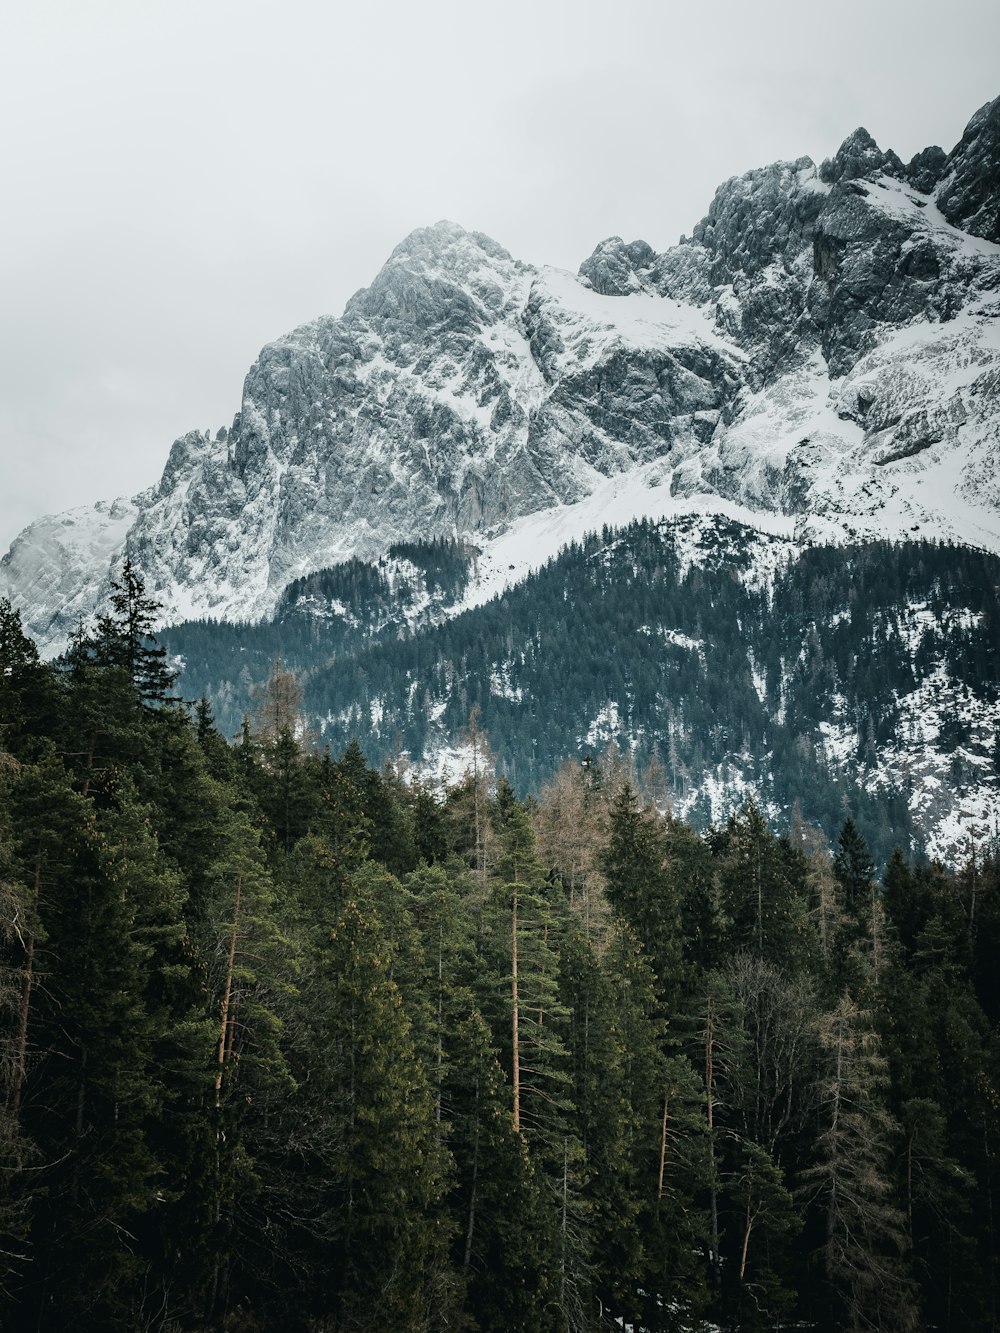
[163,522,1000,865]
[2,570,999,1331]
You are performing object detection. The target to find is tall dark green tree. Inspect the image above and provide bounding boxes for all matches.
[91,558,177,707]
[17,770,184,1329]
[0,751,38,1311]
[275,894,451,1331]
[600,784,682,1010]
[0,600,59,759]
[718,799,811,968]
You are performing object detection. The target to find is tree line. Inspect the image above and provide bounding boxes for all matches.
[1,567,999,1331]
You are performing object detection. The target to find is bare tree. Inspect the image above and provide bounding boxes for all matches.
[534,760,611,947]
[250,657,305,742]
[460,706,495,887]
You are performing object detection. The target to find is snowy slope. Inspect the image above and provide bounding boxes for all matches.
[0,498,140,649]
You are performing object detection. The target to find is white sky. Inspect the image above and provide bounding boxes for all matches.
[1,0,998,552]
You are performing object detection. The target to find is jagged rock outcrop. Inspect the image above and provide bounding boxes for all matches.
[819,126,906,184]
[905,144,947,194]
[935,94,1000,241]
[3,97,999,656]
[578,237,658,295]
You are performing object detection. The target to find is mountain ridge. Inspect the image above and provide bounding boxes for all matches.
[4,94,999,654]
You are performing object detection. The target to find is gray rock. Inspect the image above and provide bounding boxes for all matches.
[906,145,947,194]
[819,127,905,184]
[579,237,657,295]
[936,95,1000,241]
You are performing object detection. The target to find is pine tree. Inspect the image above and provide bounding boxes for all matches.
[405,862,478,1134]
[600,783,682,1011]
[409,777,449,865]
[405,861,562,1328]
[0,599,59,759]
[718,799,811,968]
[666,812,722,973]
[899,1096,976,1330]
[833,819,888,990]
[456,705,495,884]
[276,896,451,1330]
[724,1136,801,1330]
[204,810,294,1320]
[800,992,917,1332]
[487,781,574,1149]
[445,1009,557,1332]
[17,769,175,1328]
[833,817,875,921]
[479,781,587,1326]
[91,776,217,1322]
[91,558,177,707]
[257,724,316,853]
[572,922,707,1330]
[307,747,372,886]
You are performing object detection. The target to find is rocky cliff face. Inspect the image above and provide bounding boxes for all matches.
[935,95,1000,242]
[3,97,999,654]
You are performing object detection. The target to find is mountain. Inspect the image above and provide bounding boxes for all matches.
[5,95,999,653]
[160,519,1000,867]
[3,95,1000,860]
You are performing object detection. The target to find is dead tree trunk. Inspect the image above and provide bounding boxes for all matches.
[706,994,720,1286]
[215,872,243,1106]
[512,884,521,1133]
[658,1086,670,1202]
[10,847,41,1116]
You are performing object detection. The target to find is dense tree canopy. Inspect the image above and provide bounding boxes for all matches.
[1,588,998,1331]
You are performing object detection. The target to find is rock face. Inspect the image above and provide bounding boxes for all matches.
[3,98,1000,654]
[936,95,1000,242]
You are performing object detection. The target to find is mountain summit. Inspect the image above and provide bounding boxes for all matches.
[3,96,999,657]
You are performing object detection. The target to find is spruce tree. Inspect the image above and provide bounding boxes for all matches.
[445,1009,557,1332]
[600,783,682,1011]
[480,781,585,1325]
[724,1136,801,1330]
[0,599,59,759]
[718,799,811,968]
[17,770,168,1329]
[91,558,177,707]
[277,896,451,1330]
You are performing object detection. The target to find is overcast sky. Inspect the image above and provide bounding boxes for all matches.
[1,0,998,553]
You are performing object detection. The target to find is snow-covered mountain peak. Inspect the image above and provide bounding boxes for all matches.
[3,94,999,661]
[384,218,514,266]
[346,220,528,326]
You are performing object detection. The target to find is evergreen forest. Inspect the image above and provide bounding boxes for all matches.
[162,522,1000,866]
[2,566,999,1332]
